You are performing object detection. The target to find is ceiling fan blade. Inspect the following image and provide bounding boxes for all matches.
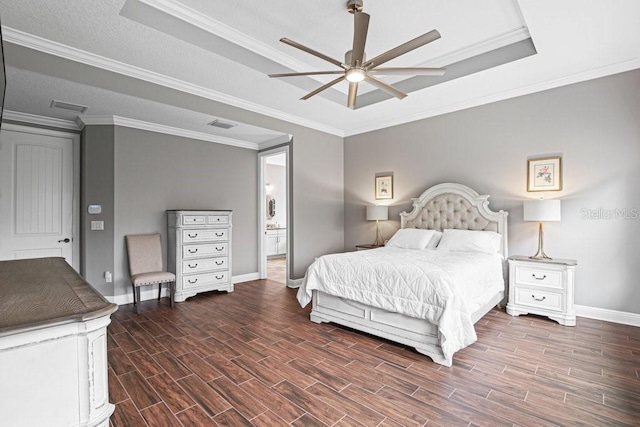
[351,12,370,66]
[301,75,346,100]
[280,38,345,69]
[347,82,358,108]
[363,29,441,69]
[269,70,345,78]
[365,75,407,99]
[369,67,445,76]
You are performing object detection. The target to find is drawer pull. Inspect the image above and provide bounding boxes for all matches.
[531,294,546,302]
[216,275,224,280]
[188,278,198,284]
[188,248,198,254]
[187,263,198,269]
[216,247,224,251]
[215,261,223,265]
[532,274,547,281]
[187,233,198,238]
[215,232,224,237]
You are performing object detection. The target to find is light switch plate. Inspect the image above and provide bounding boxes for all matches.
[91,221,104,231]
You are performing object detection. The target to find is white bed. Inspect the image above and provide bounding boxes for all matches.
[297,183,508,366]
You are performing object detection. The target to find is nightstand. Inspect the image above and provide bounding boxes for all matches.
[506,255,577,326]
[355,244,383,251]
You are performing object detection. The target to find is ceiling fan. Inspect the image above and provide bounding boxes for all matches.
[268,0,445,109]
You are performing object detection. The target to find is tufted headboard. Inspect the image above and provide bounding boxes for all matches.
[400,183,509,257]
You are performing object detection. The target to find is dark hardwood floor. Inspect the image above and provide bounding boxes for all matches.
[108,279,640,426]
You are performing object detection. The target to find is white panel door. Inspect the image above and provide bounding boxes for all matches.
[0,128,74,265]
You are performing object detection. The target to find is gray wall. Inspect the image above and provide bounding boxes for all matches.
[80,125,115,296]
[112,126,259,298]
[344,69,640,314]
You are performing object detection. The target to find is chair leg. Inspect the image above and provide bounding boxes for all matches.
[158,283,162,300]
[170,282,175,307]
[135,287,142,314]
[132,283,137,306]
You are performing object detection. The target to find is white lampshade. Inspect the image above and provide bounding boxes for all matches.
[366,205,388,221]
[523,199,561,222]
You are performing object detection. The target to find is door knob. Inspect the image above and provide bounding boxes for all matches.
[58,238,71,243]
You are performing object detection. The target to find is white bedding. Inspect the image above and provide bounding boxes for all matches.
[297,247,504,360]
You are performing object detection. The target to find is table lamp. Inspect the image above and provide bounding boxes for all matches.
[366,205,388,246]
[523,199,561,260]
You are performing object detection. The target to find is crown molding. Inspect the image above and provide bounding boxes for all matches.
[415,27,531,68]
[2,110,81,130]
[2,26,344,138]
[78,115,260,150]
[344,56,640,137]
[257,133,293,150]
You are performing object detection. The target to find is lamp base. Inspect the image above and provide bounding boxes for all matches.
[371,220,384,247]
[530,222,553,260]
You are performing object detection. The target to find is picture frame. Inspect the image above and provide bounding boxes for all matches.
[375,175,393,200]
[527,156,562,192]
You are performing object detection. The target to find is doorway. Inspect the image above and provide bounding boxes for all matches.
[258,146,289,284]
[0,124,80,270]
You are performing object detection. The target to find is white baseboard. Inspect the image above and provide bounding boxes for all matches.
[287,278,303,289]
[107,273,261,305]
[233,272,260,284]
[575,305,640,327]
[107,278,639,327]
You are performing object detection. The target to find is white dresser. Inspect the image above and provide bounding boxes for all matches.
[167,210,233,303]
[506,255,577,326]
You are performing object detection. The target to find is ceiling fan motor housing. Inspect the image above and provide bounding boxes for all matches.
[347,0,364,13]
[344,50,366,66]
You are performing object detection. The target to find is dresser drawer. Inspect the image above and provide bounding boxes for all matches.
[183,271,229,289]
[514,287,563,312]
[182,257,228,274]
[208,215,229,224]
[182,215,206,225]
[182,229,228,243]
[182,243,228,259]
[514,265,563,289]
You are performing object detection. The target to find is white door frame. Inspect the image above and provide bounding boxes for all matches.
[0,123,80,271]
[258,145,290,284]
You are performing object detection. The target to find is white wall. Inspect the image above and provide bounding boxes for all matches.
[344,69,640,315]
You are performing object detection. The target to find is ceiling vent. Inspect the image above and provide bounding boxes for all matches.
[50,100,89,113]
[207,119,237,129]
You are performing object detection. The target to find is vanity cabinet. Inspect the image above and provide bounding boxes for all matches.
[266,228,286,256]
[167,210,233,303]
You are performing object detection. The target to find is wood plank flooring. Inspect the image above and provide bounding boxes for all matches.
[108,279,640,426]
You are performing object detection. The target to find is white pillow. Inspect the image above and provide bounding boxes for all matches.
[386,229,438,250]
[436,229,502,255]
[425,230,443,249]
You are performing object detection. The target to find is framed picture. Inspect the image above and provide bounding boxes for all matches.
[527,156,562,192]
[375,175,393,200]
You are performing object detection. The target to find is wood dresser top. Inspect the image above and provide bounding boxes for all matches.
[0,257,117,337]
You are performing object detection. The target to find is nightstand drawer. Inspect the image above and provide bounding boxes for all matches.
[514,265,563,289]
[514,287,563,312]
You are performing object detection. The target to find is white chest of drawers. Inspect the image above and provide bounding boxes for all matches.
[506,255,577,326]
[167,210,233,303]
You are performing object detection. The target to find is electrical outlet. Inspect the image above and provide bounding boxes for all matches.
[91,221,104,230]
[105,271,112,283]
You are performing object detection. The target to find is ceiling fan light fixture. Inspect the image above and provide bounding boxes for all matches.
[345,68,366,83]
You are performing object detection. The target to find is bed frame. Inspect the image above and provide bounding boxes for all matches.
[310,183,508,366]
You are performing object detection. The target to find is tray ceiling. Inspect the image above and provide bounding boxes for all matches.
[0,0,638,144]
